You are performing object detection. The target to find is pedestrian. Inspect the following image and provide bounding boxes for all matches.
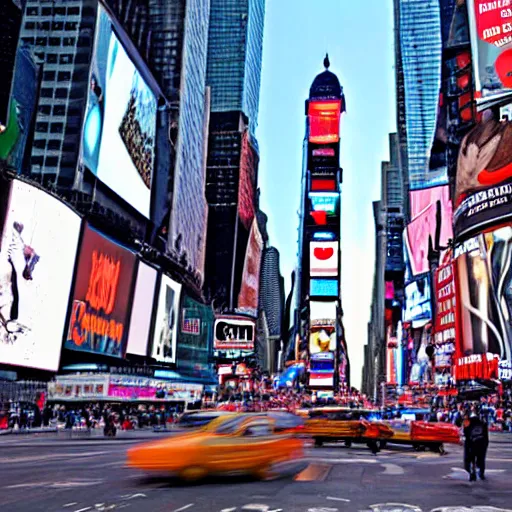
[464,410,489,481]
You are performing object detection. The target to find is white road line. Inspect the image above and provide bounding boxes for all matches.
[381,463,405,475]
[220,509,237,512]
[309,457,378,464]
[173,504,194,512]
[74,508,92,512]
[63,504,78,508]
[326,496,351,502]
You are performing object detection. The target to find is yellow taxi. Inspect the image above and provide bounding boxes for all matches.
[127,414,305,481]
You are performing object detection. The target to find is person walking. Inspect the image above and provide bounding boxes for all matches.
[464,411,489,481]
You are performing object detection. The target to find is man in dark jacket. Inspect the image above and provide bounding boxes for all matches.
[464,413,489,481]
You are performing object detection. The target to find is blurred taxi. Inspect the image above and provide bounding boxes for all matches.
[127,414,305,481]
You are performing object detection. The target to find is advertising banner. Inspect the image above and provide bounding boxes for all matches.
[310,278,338,297]
[309,325,336,354]
[309,300,337,327]
[434,261,457,344]
[309,192,339,215]
[65,225,136,358]
[81,5,157,218]
[151,274,182,364]
[404,277,432,325]
[308,100,342,144]
[455,226,512,361]
[126,262,157,356]
[467,0,512,108]
[0,181,81,371]
[310,241,338,277]
[237,218,263,316]
[214,316,255,351]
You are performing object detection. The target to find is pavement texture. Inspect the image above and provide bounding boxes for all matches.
[1,432,512,512]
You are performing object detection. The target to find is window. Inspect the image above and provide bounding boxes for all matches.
[21,37,35,46]
[31,156,44,167]
[50,123,64,134]
[40,89,53,98]
[35,122,49,133]
[55,89,68,99]
[38,21,50,31]
[63,37,76,47]
[59,54,73,64]
[46,54,58,64]
[25,22,35,30]
[27,7,39,16]
[41,7,52,16]
[52,21,64,30]
[65,22,78,31]
[35,37,47,46]
[38,105,51,115]
[33,139,46,150]
[47,140,61,151]
[57,71,71,82]
[45,156,59,167]
[68,7,80,15]
[43,71,55,81]
[54,7,65,15]
[49,37,60,46]
[53,105,66,116]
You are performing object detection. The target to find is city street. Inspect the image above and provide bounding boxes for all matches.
[1,433,512,512]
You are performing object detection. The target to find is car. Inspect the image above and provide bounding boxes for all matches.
[171,411,235,429]
[127,414,305,482]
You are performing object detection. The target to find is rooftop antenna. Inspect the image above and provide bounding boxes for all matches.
[324,53,330,70]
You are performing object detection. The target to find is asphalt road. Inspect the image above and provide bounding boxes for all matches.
[1,432,512,512]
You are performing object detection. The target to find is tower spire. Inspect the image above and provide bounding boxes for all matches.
[324,53,330,70]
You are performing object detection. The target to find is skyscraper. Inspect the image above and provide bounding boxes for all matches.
[204,0,265,309]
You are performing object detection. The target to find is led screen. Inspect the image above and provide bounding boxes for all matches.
[151,274,182,363]
[455,227,512,362]
[310,301,337,327]
[65,224,136,358]
[237,218,263,317]
[467,0,512,108]
[311,179,336,191]
[309,192,339,214]
[310,325,336,354]
[312,231,336,241]
[0,181,81,371]
[404,277,432,325]
[126,261,157,356]
[308,100,341,144]
[310,279,338,297]
[214,316,255,351]
[81,5,157,218]
[405,186,453,277]
[310,241,338,277]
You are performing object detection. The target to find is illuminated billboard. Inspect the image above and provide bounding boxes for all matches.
[310,325,336,354]
[308,100,341,144]
[310,301,337,327]
[310,279,338,297]
[126,262,157,356]
[310,242,338,277]
[0,181,81,371]
[151,274,182,364]
[309,192,339,215]
[404,277,432,326]
[455,226,512,362]
[454,118,512,238]
[214,316,255,351]
[311,179,336,191]
[81,5,157,218]
[467,0,512,108]
[434,260,457,345]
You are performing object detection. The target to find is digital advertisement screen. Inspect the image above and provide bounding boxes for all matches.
[309,192,339,215]
[405,186,453,276]
[0,181,81,371]
[467,0,512,108]
[310,325,336,354]
[311,179,336,191]
[310,278,338,297]
[454,118,512,238]
[65,224,136,358]
[310,241,339,277]
[455,226,512,362]
[81,5,157,218]
[434,260,457,344]
[214,316,255,351]
[404,277,432,325]
[237,218,263,317]
[310,300,337,327]
[151,274,182,364]
[308,100,342,144]
[126,261,157,356]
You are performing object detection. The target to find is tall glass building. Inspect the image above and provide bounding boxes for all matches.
[399,0,447,190]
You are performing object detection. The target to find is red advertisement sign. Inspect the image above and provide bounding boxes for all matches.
[434,260,457,344]
[65,225,136,357]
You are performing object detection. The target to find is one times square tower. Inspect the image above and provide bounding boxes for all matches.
[293,56,349,393]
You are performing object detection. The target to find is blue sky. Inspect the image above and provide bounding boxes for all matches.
[256,0,396,390]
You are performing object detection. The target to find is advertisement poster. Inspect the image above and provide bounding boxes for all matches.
[214,316,255,351]
[151,274,182,364]
[308,100,342,144]
[310,241,339,277]
[310,300,337,327]
[467,0,512,108]
[65,225,136,357]
[0,181,81,371]
[309,325,336,354]
[310,278,338,297]
[237,219,263,316]
[126,262,157,356]
[454,118,512,238]
[81,5,157,218]
[455,226,512,362]
[434,260,457,344]
[404,277,432,325]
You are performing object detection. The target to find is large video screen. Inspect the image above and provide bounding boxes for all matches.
[455,226,512,362]
[405,186,453,276]
[0,181,81,371]
[151,274,182,364]
[214,316,255,351]
[310,301,337,327]
[81,5,157,218]
[65,225,136,357]
[126,261,157,356]
[310,278,338,297]
[404,277,432,325]
[308,100,342,144]
[467,0,512,108]
[310,241,339,277]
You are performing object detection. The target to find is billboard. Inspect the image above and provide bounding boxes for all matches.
[310,241,338,277]
[214,316,255,351]
[467,0,512,108]
[151,274,182,364]
[310,278,338,297]
[309,192,339,215]
[65,225,136,357]
[454,118,512,238]
[404,277,432,325]
[81,4,157,218]
[405,186,453,276]
[237,218,263,316]
[126,262,157,356]
[310,300,337,326]
[309,300,336,354]
[434,260,457,344]
[455,226,512,361]
[308,100,342,144]
[0,181,81,371]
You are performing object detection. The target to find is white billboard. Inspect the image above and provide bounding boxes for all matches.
[0,181,81,371]
[310,241,339,277]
